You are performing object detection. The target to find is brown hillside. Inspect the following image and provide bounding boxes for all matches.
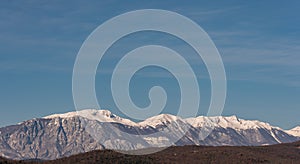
[1,141,300,164]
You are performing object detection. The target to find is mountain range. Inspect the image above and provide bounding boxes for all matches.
[0,109,299,160]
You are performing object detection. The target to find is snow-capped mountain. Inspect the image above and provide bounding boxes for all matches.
[45,109,138,126]
[138,113,185,127]
[286,126,300,137]
[186,115,279,130]
[0,109,299,160]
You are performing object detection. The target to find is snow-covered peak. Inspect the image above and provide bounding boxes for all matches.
[138,114,184,127]
[44,109,288,131]
[286,126,300,137]
[186,115,277,130]
[44,109,138,126]
[44,109,110,119]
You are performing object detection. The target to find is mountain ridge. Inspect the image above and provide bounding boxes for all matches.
[42,109,293,131]
[0,109,299,160]
[286,126,300,136]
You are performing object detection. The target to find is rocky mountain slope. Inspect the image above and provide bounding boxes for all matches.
[0,109,299,160]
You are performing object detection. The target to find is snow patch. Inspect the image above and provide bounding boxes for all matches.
[138,114,184,128]
[285,126,300,137]
[186,115,280,130]
[44,109,138,126]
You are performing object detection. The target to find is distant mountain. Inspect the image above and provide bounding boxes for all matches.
[286,126,300,137]
[0,109,299,160]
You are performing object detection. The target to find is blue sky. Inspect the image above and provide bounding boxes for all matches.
[0,1,299,129]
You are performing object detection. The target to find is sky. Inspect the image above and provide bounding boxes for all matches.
[0,0,299,129]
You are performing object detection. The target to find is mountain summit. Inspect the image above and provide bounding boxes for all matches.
[286,126,300,137]
[0,109,299,160]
